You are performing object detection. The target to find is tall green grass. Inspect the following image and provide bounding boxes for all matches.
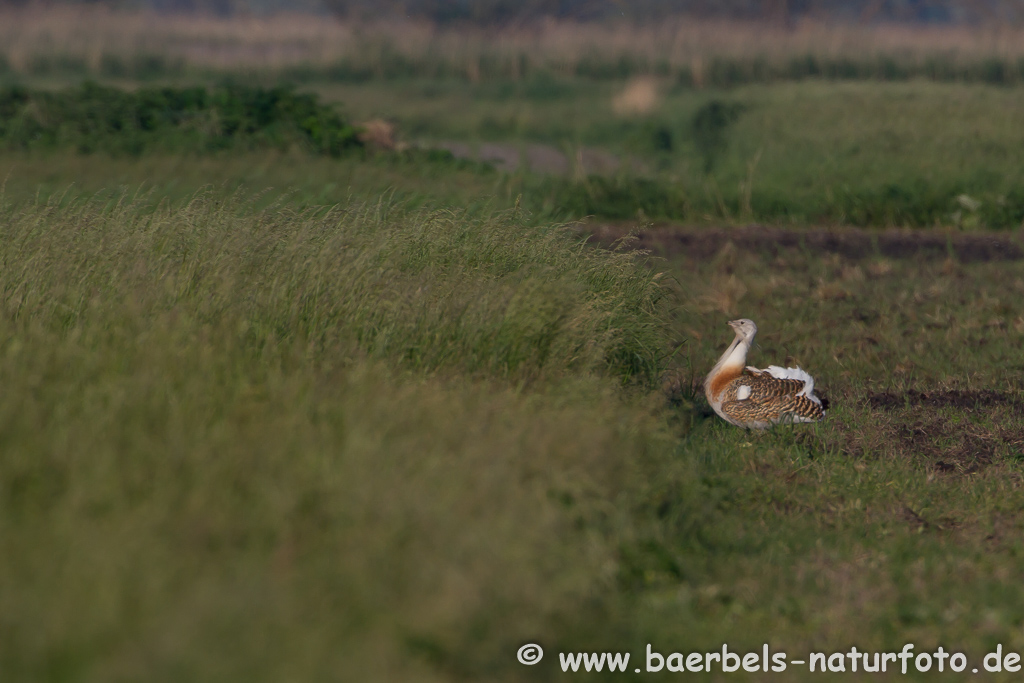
[0,193,682,681]
[0,194,666,381]
[0,150,500,212]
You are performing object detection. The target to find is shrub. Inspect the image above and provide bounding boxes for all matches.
[0,83,362,157]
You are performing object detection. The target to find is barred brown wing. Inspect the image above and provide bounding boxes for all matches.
[721,393,825,425]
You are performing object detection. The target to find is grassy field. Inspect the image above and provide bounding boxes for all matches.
[313,78,1024,228]
[636,227,1024,679]
[5,10,1024,682]
[6,78,1024,228]
[9,188,1024,683]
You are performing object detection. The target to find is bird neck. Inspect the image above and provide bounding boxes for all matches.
[709,335,750,378]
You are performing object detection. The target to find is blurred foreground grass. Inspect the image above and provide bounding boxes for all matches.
[0,194,679,681]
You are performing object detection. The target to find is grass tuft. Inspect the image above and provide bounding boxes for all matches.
[0,193,669,384]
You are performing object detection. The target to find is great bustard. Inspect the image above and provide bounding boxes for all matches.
[704,319,826,429]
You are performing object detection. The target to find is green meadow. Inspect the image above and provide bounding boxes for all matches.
[6,77,1024,227]
[4,11,1024,682]
[314,78,1024,228]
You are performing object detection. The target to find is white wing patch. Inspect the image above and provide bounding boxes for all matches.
[736,384,751,400]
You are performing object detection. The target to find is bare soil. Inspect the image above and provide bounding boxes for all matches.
[584,223,1024,263]
[433,141,642,175]
[866,389,1024,411]
[841,389,1024,474]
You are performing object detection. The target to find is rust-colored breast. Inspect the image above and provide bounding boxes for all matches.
[707,367,743,400]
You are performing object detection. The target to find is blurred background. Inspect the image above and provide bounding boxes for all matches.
[4,0,1024,225]
[2,0,1023,22]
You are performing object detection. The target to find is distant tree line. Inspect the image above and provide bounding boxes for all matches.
[321,0,1024,25]
[3,0,1024,24]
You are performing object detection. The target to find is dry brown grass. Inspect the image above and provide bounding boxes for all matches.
[4,6,1024,78]
[356,117,400,150]
[612,76,661,115]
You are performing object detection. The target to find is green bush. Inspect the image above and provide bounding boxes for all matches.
[691,99,746,172]
[0,82,362,157]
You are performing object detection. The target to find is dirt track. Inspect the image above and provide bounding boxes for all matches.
[433,141,644,175]
[583,223,1024,263]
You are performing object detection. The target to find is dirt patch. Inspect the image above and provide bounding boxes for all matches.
[804,389,1024,474]
[902,420,996,474]
[856,389,1024,474]
[584,223,1024,263]
[432,141,643,176]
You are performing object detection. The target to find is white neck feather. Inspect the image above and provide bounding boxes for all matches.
[706,335,750,386]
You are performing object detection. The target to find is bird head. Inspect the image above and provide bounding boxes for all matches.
[728,318,758,341]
